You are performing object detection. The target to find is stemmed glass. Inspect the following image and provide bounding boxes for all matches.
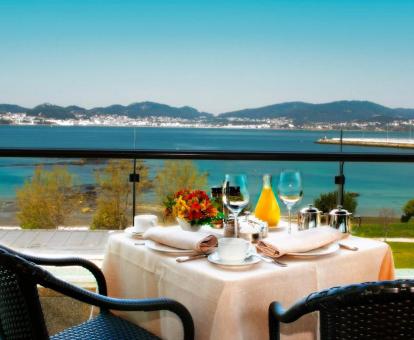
[278,170,303,234]
[222,174,250,238]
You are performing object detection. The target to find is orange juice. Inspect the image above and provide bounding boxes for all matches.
[254,175,280,227]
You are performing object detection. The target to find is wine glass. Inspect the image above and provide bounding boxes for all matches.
[278,170,303,233]
[222,174,250,238]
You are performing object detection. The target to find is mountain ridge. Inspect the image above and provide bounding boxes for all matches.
[1,100,414,123]
[220,100,414,123]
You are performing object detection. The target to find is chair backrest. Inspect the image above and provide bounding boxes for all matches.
[307,280,414,339]
[0,249,49,340]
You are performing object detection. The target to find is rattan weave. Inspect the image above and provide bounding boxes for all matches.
[51,312,160,339]
[269,280,414,340]
[0,267,37,339]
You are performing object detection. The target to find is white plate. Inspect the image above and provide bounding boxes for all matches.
[145,240,196,255]
[286,242,339,257]
[125,227,144,237]
[207,251,260,267]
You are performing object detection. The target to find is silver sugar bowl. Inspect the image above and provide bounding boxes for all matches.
[329,205,352,233]
[297,204,321,231]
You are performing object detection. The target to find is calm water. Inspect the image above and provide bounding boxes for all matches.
[1,125,413,216]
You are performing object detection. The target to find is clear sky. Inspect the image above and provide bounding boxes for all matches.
[0,0,413,114]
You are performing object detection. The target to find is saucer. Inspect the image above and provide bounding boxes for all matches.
[207,252,260,267]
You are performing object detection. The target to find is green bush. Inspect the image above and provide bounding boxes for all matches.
[401,199,414,222]
[16,166,79,228]
[313,191,358,213]
[92,160,151,230]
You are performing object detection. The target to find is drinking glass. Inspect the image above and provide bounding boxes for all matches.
[278,170,303,233]
[222,174,250,238]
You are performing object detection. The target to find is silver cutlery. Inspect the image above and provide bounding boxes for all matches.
[271,258,288,267]
[338,242,358,251]
[176,254,208,262]
[252,254,287,267]
[134,240,145,245]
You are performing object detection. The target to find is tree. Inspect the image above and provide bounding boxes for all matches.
[91,159,151,229]
[16,166,78,228]
[378,208,396,240]
[154,160,208,210]
[313,191,358,214]
[401,199,414,222]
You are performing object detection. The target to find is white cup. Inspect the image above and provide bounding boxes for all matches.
[217,238,250,262]
[133,214,158,233]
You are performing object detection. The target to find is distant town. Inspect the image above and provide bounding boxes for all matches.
[1,111,414,131]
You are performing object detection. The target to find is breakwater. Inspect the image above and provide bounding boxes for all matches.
[316,137,414,149]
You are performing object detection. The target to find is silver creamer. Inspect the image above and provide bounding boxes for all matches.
[297,204,321,231]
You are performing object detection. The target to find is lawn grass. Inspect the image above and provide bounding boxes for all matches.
[386,242,414,268]
[351,219,414,238]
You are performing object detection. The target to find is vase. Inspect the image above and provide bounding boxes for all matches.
[176,218,202,232]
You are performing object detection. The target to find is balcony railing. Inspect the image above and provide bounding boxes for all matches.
[0,147,413,274]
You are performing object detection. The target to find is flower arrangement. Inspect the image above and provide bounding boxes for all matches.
[166,189,219,226]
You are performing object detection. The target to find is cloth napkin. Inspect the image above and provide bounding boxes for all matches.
[256,226,346,258]
[143,227,218,253]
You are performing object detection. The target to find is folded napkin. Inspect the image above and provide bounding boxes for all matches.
[143,227,218,253]
[256,226,346,258]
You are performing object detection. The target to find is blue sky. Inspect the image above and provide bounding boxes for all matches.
[0,0,413,113]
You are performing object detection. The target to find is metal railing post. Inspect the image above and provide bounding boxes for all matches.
[335,130,345,206]
[129,158,139,226]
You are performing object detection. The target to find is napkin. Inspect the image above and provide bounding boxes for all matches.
[256,226,346,258]
[143,227,218,253]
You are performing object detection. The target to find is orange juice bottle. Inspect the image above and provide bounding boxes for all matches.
[254,174,280,227]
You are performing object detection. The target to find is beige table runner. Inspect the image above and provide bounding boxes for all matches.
[103,232,394,340]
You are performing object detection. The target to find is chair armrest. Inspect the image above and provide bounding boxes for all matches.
[268,300,312,340]
[39,269,194,340]
[0,244,107,295]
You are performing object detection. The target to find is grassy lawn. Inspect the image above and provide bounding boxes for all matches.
[386,242,414,268]
[348,218,414,269]
[351,218,414,238]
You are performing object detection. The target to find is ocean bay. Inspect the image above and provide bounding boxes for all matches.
[0,125,413,216]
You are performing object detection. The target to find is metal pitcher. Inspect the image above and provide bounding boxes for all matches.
[329,205,352,233]
[297,204,321,231]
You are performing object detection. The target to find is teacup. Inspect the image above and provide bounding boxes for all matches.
[217,238,250,262]
[133,214,158,233]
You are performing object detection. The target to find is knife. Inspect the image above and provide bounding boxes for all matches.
[176,254,208,262]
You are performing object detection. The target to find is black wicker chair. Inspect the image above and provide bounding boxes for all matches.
[0,244,194,340]
[269,280,414,340]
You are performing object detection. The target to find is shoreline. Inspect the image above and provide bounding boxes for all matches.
[0,123,409,133]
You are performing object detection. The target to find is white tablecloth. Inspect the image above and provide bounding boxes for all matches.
[102,230,394,340]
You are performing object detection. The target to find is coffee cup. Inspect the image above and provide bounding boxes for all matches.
[217,238,250,262]
[133,214,158,233]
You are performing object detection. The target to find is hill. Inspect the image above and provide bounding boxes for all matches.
[220,100,414,123]
[89,102,212,119]
[0,104,28,113]
[1,102,212,120]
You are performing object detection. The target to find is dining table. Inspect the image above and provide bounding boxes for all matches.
[102,224,395,340]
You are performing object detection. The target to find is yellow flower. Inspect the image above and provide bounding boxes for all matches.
[172,195,189,219]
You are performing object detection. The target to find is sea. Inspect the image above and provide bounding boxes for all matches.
[1,125,414,216]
